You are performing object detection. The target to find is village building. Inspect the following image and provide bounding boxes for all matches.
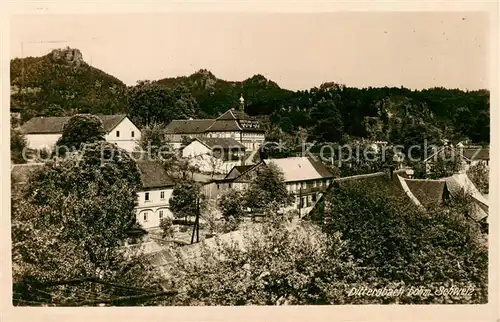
[20,114,141,152]
[423,145,489,174]
[135,160,176,230]
[212,156,335,216]
[181,137,246,175]
[310,166,488,227]
[164,96,265,152]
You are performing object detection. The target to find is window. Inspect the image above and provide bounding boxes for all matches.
[160,191,165,199]
[159,210,163,219]
[228,183,232,189]
[131,131,135,138]
[217,184,220,190]
[313,181,317,188]
[145,192,150,201]
[143,212,148,222]
[116,130,120,138]
[312,194,317,202]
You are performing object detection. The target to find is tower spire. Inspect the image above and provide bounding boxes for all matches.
[239,94,245,111]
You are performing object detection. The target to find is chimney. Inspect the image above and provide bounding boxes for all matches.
[383,164,394,180]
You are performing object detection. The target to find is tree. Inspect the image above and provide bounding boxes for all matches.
[159,217,175,239]
[139,123,173,160]
[310,97,344,143]
[12,141,160,300]
[11,126,28,164]
[55,114,106,153]
[164,221,356,305]
[311,177,488,304]
[244,163,293,215]
[169,179,205,222]
[467,162,489,194]
[218,190,246,223]
[127,81,198,126]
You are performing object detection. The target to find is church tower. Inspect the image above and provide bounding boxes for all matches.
[239,94,245,111]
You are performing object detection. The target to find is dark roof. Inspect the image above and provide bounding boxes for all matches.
[165,109,265,134]
[98,115,128,132]
[403,179,447,207]
[136,160,175,189]
[197,137,245,150]
[216,109,252,121]
[308,157,335,179]
[461,148,489,161]
[164,119,215,134]
[233,165,255,173]
[224,164,256,180]
[205,119,242,132]
[20,114,128,134]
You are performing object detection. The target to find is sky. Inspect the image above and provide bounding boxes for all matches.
[10,12,490,91]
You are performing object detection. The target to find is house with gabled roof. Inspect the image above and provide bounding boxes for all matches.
[20,114,141,152]
[135,160,176,230]
[212,156,335,216]
[165,96,265,151]
[423,145,489,174]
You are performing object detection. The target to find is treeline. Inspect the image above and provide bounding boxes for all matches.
[11,50,490,144]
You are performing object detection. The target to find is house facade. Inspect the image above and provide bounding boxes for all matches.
[165,97,265,152]
[20,114,141,152]
[181,137,246,174]
[213,156,334,216]
[135,160,175,230]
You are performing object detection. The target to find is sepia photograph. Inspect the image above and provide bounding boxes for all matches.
[5,2,496,313]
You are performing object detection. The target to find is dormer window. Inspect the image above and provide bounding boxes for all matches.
[116,130,120,138]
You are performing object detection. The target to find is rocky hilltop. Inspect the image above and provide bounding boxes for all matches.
[10,47,127,120]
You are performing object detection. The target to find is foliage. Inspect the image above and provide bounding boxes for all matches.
[244,163,293,215]
[311,178,488,304]
[467,162,489,194]
[217,190,246,223]
[139,123,174,160]
[169,179,205,220]
[127,80,198,126]
[55,114,106,153]
[159,217,175,239]
[11,141,162,304]
[11,126,28,164]
[412,147,462,179]
[165,221,357,305]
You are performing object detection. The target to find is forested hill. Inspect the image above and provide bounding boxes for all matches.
[10,47,127,121]
[156,69,293,117]
[10,48,490,144]
[157,71,490,144]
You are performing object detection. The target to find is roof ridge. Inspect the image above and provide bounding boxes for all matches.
[403,178,443,182]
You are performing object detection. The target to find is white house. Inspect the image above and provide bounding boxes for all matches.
[20,114,141,152]
[135,160,175,230]
[181,137,246,175]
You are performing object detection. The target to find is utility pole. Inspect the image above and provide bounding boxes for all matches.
[191,197,200,244]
